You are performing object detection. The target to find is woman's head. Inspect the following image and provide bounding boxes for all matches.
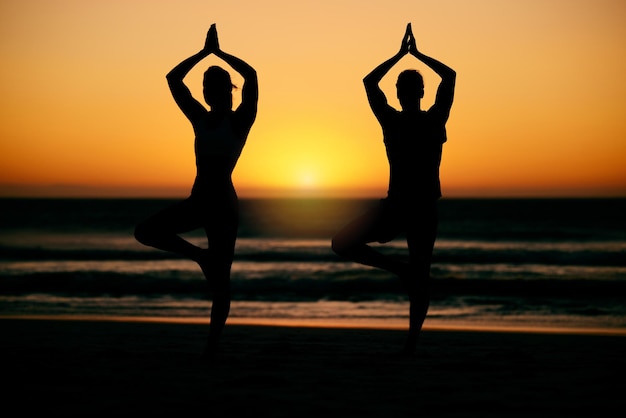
[396,69,424,109]
[203,66,235,109]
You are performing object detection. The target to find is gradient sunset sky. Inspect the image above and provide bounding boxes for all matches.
[1,0,625,198]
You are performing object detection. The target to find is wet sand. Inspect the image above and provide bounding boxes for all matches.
[2,317,625,417]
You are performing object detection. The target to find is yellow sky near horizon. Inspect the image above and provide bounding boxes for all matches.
[1,0,625,198]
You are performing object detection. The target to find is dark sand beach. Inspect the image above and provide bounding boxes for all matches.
[2,317,625,417]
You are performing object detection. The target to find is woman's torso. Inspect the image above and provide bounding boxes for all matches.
[191,113,246,199]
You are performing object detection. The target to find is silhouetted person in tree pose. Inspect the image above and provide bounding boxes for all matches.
[332,23,455,355]
[135,24,258,356]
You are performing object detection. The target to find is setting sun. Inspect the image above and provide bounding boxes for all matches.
[298,170,316,188]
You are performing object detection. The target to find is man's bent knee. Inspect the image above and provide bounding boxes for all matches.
[134,222,155,246]
[331,235,352,256]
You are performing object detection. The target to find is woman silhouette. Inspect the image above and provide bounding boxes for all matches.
[134,24,258,356]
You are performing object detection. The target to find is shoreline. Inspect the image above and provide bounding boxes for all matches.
[3,314,626,337]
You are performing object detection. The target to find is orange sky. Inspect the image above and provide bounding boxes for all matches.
[1,0,625,198]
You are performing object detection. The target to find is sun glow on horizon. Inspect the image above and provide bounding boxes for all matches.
[298,169,317,189]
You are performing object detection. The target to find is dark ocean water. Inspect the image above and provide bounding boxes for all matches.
[1,198,625,332]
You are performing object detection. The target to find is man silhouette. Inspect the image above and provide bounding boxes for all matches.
[332,23,456,354]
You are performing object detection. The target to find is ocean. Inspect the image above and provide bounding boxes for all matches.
[1,197,625,334]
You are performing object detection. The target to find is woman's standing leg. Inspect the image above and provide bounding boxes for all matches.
[202,201,239,355]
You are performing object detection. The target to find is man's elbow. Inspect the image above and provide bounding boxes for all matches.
[363,76,377,92]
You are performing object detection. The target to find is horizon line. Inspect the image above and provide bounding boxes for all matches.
[1,183,625,200]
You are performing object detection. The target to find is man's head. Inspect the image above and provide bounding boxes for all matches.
[396,69,424,110]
